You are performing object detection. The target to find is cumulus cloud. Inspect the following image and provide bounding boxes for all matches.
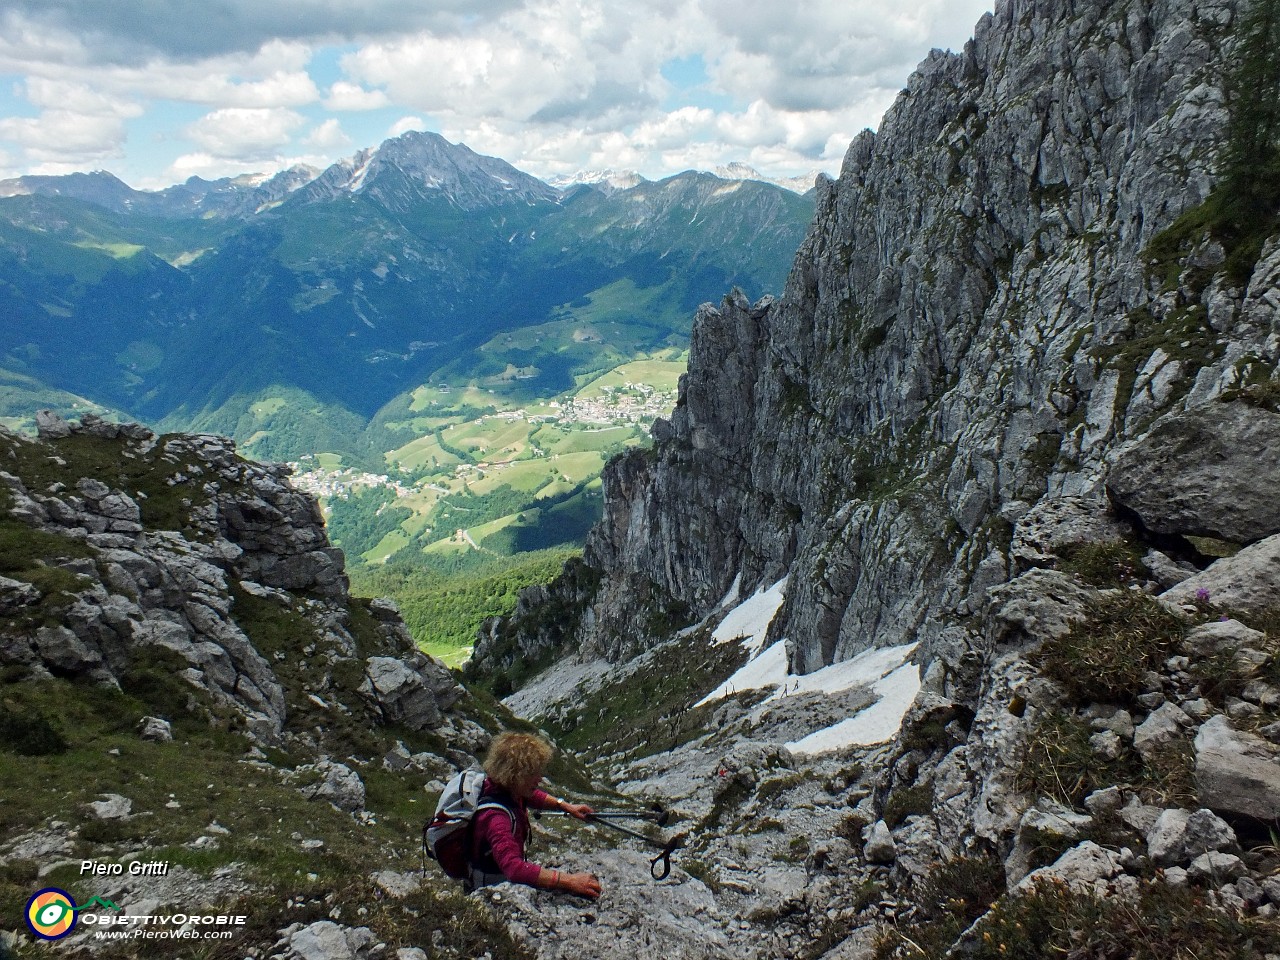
[187,107,306,159]
[389,116,426,138]
[0,1,525,64]
[304,117,350,150]
[0,0,995,184]
[0,111,131,167]
[0,76,143,172]
[340,0,689,127]
[341,0,989,179]
[325,81,389,111]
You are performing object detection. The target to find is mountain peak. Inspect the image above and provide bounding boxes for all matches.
[546,169,646,194]
[299,129,561,212]
[0,169,136,205]
[713,162,820,194]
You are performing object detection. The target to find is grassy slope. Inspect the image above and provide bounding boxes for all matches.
[0,429,600,957]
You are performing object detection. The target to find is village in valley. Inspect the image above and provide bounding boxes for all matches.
[288,361,682,564]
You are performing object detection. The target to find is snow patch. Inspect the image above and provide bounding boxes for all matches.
[766,642,917,704]
[347,157,372,192]
[697,641,789,707]
[717,574,743,612]
[711,578,787,653]
[786,662,922,754]
[699,638,917,708]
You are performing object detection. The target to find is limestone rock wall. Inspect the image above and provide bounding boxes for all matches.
[477,0,1277,678]
[0,414,462,745]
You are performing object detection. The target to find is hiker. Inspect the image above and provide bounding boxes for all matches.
[469,732,602,899]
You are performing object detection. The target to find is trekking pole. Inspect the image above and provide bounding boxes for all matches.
[583,815,685,880]
[534,810,684,879]
[584,809,673,827]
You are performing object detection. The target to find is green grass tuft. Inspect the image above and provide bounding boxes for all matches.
[1034,592,1183,705]
[1057,540,1149,588]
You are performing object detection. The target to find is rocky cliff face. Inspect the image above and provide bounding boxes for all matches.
[479,0,1275,675]
[1,413,567,958]
[467,0,1280,956]
[1,412,470,751]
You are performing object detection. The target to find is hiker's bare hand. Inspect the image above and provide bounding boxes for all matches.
[562,872,601,899]
[563,802,593,820]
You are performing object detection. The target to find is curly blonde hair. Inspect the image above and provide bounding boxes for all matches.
[484,731,554,791]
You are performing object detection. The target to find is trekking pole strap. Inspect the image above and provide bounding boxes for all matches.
[649,835,684,880]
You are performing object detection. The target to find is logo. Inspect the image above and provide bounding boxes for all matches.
[25,890,122,940]
[26,888,78,940]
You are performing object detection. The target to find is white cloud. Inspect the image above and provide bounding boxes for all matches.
[187,107,306,160]
[0,0,996,185]
[340,0,693,128]
[0,36,317,108]
[0,111,129,167]
[304,118,351,150]
[0,76,144,172]
[0,2,527,64]
[338,0,991,181]
[325,81,389,111]
[389,116,426,138]
[21,78,141,117]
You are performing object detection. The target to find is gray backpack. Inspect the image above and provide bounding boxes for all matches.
[423,770,514,879]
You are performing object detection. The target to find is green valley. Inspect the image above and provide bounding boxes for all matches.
[0,130,813,664]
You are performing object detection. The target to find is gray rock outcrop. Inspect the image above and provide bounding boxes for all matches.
[1194,715,1280,821]
[479,0,1275,687]
[295,760,367,813]
[1162,534,1280,613]
[467,0,1280,956]
[0,418,465,755]
[1106,401,1280,544]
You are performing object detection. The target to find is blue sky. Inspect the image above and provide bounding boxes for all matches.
[0,1,993,189]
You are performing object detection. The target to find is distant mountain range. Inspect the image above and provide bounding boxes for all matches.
[0,130,815,466]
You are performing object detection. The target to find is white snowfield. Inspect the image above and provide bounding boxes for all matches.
[697,577,921,754]
[709,576,787,654]
[784,661,921,755]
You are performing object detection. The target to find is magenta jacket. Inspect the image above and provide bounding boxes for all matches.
[472,778,557,886]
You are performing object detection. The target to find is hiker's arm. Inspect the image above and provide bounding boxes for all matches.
[530,789,594,820]
[538,868,601,899]
[478,812,542,887]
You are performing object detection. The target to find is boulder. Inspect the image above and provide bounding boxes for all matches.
[87,794,132,820]
[138,717,173,742]
[361,657,442,730]
[1009,497,1131,570]
[1184,808,1240,859]
[1006,802,1093,885]
[34,410,72,440]
[986,570,1096,644]
[34,625,104,675]
[1194,716,1280,821]
[1162,534,1280,615]
[296,760,366,813]
[1133,702,1190,756]
[1142,550,1196,590]
[1106,401,1280,544]
[0,575,40,612]
[863,821,897,864]
[1187,851,1246,882]
[79,414,124,439]
[286,920,376,960]
[1083,786,1124,816]
[1016,841,1121,892]
[1181,619,1267,655]
[1147,808,1237,867]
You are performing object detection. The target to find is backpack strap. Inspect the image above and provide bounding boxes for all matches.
[470,790,521,874]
